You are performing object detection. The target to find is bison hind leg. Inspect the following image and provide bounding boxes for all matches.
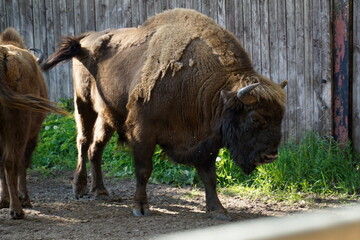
[0,176,10,208]
[88,117,114,199]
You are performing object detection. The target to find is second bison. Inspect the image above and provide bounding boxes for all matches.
[0,28,67,219]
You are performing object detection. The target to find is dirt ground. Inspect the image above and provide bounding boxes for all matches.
[0,170,358,240]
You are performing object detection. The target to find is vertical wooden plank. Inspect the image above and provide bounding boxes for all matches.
[121,0,132,27]
[145,0,155,20]
[191,0,201,12]
[259,0,270,78]
[138,0,147,24]
[18,0,34,47]
[167,0,177,10]
[333,0,351,145]
[185,0,193,9]
[154,0,162,14]
[45,0,57,100]
[268,0,278,81]
[32,0,49,95]
[217,0,225,28]
[66,0,75,36]
[131,0,140,26]
[286,0,297,140]
[176,0,186,9]
[209,0,218,23]
[3,0,13,30]
[53,0,62,101]
[201,0,211,16]
[354,0,360,152]
[242,0,252,61]
[234,0,244,45]
[312,0,322,134]
[303,0,314,132]
[0,0,7,30]
[95,0,108,31]
[277,0,288,141]
[73,0,82,35]
[295,0,305,139]
[33,0,47,50]
[81,0,96,31]
[11,0,20,30]
[59,0,72,99]
[251,0,261,72]
[320,0,332,137]
[225,0,235,32]
[107,0,118,29]
[65,0,75,98]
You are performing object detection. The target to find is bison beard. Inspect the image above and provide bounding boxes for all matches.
[43,8,287,221]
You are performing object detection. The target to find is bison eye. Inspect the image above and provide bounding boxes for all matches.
[250,116,259,123]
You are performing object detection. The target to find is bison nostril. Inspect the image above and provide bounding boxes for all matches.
[269,151,278,156]
[260,152,278,164]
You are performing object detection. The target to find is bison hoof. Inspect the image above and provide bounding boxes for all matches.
[10,209,25,220]
[92,188,110,200]
[208,211,232,221]
[0,199,10,208]
[72,182,88,199]
[20,196,32,208]
[132,203,151,217]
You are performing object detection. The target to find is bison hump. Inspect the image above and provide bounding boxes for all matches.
[130,8,238,103]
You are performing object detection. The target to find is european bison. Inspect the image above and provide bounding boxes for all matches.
[43,8,287,220]
[0,28,67,219]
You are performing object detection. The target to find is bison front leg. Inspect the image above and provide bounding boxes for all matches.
[88,117,114,199]
[196,162,231,221]
[73,100,97,199]
[131,142,155,217]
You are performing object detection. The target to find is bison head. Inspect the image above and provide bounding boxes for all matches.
[219,80,287,175]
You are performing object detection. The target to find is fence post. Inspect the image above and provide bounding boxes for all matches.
[333,0,352,145]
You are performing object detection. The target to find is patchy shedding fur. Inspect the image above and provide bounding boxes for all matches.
[130,8,285,107]
[131,8,239,102]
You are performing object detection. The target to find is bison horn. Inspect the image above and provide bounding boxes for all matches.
[279,80,288,89]
[236,83,260,100]
[29,48,45,64]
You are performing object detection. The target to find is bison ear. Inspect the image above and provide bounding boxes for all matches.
[279,80,288,89]
[220,90,234,105]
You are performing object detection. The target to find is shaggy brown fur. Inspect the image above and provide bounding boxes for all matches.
[0,28,67,219]
[43,8,287,221]
[130,9,285,105]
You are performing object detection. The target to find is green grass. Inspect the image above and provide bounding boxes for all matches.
[32,110,360,201]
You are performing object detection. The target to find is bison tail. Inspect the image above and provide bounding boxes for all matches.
[41,36,83,71]
[0,81,69,115]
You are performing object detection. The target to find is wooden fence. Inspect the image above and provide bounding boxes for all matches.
[0,0,358,150]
